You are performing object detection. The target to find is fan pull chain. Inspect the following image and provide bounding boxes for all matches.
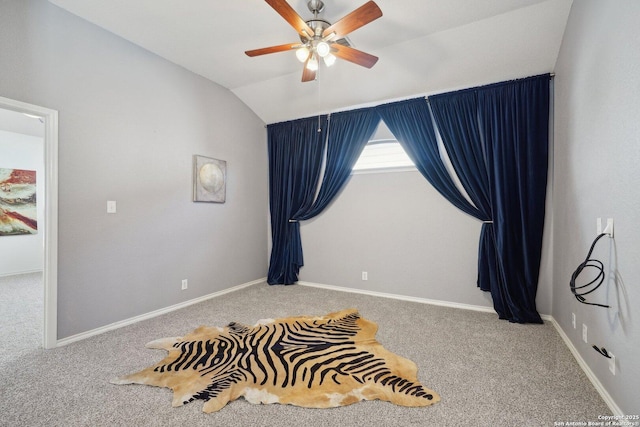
[317,68,322,132]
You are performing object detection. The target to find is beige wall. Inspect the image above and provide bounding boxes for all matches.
[299,169,499,310]
[552,0,640,413]
[0,0,269,338]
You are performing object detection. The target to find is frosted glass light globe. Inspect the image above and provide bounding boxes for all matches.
[316,41,330,57]
[296,46,310,62]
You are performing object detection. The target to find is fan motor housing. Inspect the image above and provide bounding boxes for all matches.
[307,0,325,14]
[302,19,330,40]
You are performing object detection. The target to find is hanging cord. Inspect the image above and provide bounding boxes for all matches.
[316,64,322,132]
[569,233,610,308]
[592,345,612,358]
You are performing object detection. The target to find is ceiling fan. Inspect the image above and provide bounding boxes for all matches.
[245,0,383,82]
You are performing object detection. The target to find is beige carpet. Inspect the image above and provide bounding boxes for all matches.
[1,274,611,426]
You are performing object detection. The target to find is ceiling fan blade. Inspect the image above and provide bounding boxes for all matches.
[266,0,315,39]
[245,43,301,57]
[301,61,317,82]
[331,44,378,68]
[322,1,382,40]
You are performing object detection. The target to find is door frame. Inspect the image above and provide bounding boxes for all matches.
[0,96,58,349]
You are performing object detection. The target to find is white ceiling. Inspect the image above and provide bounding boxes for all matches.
[47,0,573,124]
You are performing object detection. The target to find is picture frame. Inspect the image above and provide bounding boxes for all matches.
[0,168,38,235]
[193,155,226,203]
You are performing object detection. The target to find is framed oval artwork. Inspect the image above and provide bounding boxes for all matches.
[193,155,226,203]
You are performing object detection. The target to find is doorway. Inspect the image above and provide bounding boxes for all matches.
[0,96,58,349]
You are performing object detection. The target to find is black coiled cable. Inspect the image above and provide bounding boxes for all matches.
[569,233,609,308]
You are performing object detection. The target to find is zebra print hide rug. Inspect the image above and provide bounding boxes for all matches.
[111,309,440,412]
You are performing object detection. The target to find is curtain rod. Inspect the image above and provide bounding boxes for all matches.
[264,73,555,127]
[425,73,555,101]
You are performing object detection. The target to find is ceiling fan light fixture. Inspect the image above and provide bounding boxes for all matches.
[246,0,383,82]
[306,54,319,71]
[322,53,336,67]
[296,46,310,62]
[315,41,331,57]
[323,53,336,67]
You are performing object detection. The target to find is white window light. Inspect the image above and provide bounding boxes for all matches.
[352,139,415,172]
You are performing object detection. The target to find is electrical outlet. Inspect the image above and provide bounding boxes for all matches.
[181,279,188,290]
[572,313,576,329]
[603,218,614,237]
[609,352,616,375]
[582,324,588,343]
[598,217,614,237]
[361,271,368,281]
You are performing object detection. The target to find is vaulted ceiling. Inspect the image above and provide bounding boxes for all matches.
[47,0,572,124]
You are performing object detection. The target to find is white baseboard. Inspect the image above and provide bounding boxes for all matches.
[298,280,497,314]
[56,277,266,347]
[548,317,623,416]
[0,269,43,278]
[299,280,621,415]
[55,276,621,415]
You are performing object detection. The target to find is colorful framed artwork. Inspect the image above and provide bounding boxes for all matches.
[0,168,37,236]
[193,155,226,203]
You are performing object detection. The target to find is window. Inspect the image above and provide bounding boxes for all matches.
[352,121,415,173]
[352,139,415,172]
